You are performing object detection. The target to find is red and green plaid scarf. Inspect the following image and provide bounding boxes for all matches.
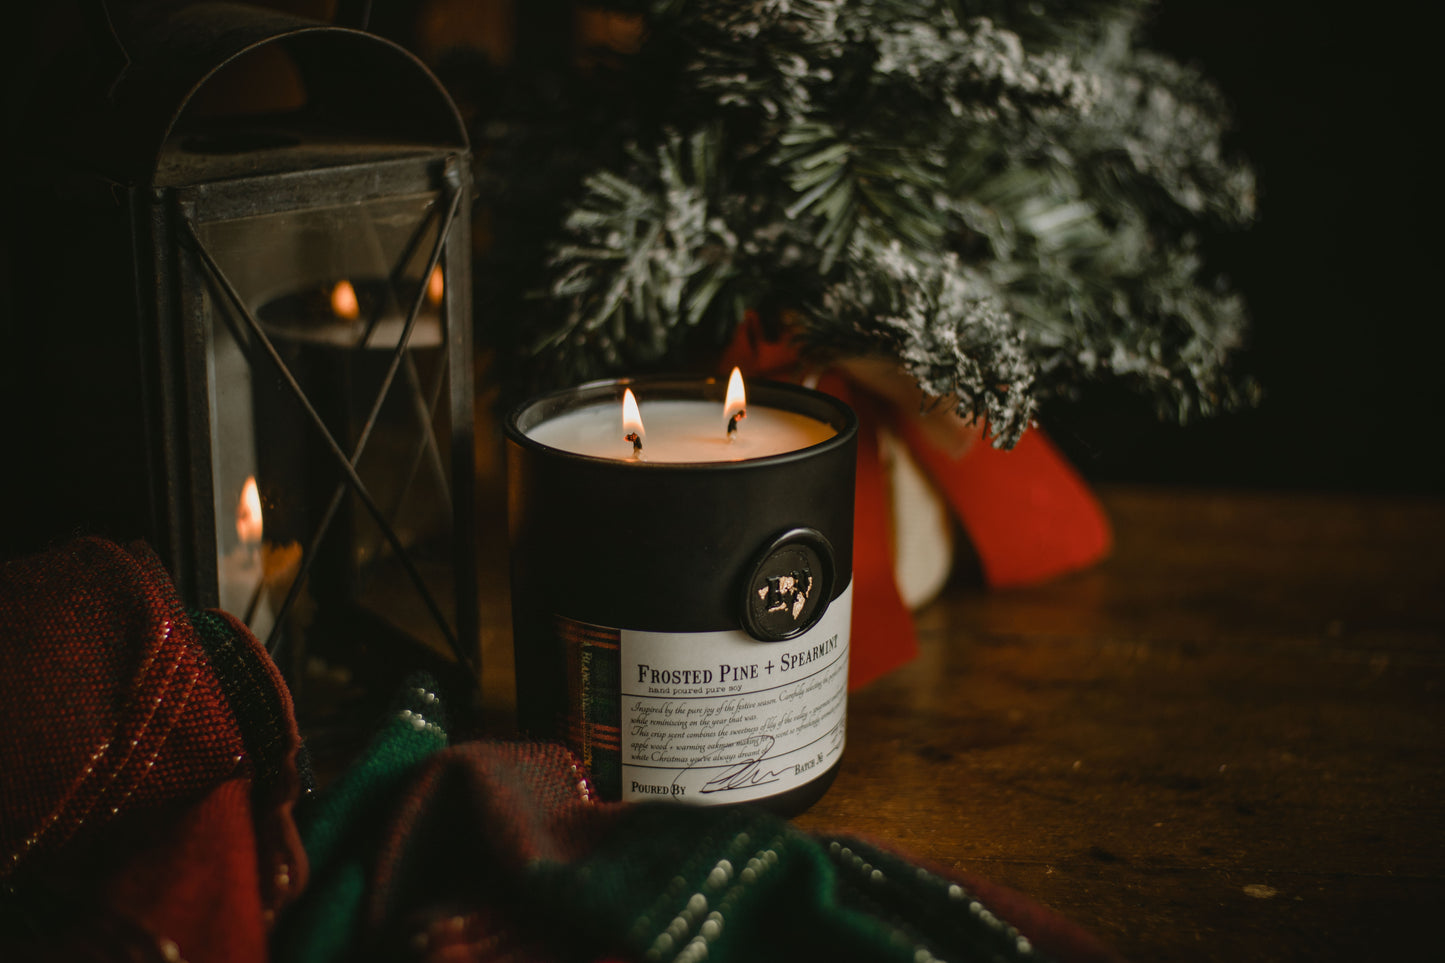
[276,680,1123,963]
[2,538,1121,963]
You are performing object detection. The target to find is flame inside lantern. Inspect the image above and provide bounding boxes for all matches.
[237,476,263,546]
[330,280,360,320]
[724,366,747,435]
[426,265,445,306]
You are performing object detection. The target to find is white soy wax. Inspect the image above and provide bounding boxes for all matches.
[526,398,836,462]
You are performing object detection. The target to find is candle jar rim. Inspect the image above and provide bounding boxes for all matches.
[505,374,858,470]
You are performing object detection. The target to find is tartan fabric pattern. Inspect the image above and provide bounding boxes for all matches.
[1,536,1121,962]
[559,616,622,799]
[1,539,244,874]
[276,691,1124,963]
[0,538,307,963]
[272,674,449,963]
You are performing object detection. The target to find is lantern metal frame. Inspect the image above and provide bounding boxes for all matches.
[6,3,481,684]
[167,153,478,673]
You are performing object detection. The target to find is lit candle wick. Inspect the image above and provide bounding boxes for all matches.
[724,366,748,441]
[621,387,645,459]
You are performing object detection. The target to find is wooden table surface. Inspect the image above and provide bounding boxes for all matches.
[476,485,1445,961]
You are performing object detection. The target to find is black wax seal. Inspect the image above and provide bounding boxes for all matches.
[740,528,835,642]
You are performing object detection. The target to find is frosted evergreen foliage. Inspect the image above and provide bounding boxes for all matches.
[477,0,1256,444]
[811,242,1039,446]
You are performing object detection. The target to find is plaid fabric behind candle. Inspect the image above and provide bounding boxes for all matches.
[276,692,1125,963]
[0,537,1121,963]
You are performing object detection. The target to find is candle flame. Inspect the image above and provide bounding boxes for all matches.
[330,280,360,320]
[426,265,445,306]
[237,476,263,546]
[724,367,747,435]
[622,387,645,440]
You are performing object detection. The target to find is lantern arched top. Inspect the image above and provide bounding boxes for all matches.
[46,3,469,187]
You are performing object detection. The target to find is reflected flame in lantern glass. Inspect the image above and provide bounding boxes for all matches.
[622,387,644,438]
[331,280,360,320]
[426,266,444,306]
[237,476,263,545]
[724,367,747,427]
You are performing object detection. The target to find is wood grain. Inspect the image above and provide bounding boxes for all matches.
[790,487,1445,962]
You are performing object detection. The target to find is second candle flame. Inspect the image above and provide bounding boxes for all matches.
[724,366,747,438]
[622,387,644,456]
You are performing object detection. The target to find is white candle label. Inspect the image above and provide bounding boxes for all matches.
[555,581,850,804]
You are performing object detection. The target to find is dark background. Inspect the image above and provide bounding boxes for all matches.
[1050,0,1442,493]
[2,0,1440,504]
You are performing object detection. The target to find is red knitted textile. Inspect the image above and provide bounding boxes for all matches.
[0,538,307,963]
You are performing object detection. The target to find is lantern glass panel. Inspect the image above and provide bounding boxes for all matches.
[194,190,459,655]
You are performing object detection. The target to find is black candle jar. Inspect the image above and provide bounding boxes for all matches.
[505,376,857,813]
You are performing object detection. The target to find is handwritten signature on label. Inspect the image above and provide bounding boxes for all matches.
[675,720,845,796]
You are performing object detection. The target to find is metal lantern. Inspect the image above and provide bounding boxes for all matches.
[7,4,479,693]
